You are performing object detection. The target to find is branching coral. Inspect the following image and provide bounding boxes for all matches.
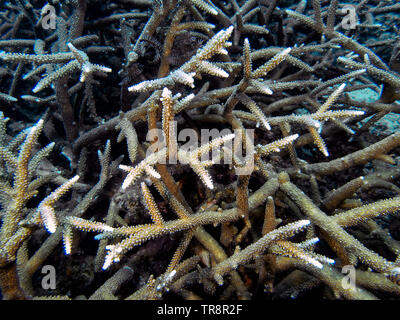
[0,0,400,301]
[0,115,80,299]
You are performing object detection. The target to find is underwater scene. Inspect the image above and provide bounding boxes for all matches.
[0,0,400,301]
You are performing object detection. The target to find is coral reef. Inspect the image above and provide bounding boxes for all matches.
[0,0,400,300]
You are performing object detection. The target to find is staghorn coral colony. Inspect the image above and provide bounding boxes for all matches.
[0,0,399,300]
